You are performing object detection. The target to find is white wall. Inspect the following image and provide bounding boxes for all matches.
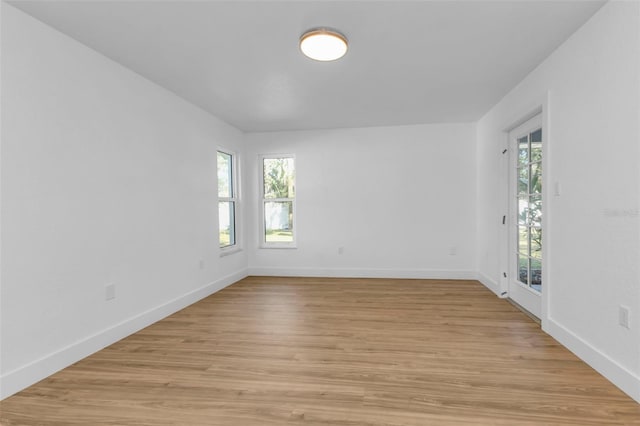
[3,0,638,406]
[476,1,640,401]
[0,4,247,399]
[245,123,476,279]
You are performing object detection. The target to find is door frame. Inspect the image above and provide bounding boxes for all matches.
[499,92,551,328]
[508,115,543,319]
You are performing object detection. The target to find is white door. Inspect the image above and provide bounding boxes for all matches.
[508,114,543,318]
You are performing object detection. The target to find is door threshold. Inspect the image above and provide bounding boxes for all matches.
[507,298,541,325]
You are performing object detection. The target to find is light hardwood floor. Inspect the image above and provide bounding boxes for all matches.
[1,277,639,425]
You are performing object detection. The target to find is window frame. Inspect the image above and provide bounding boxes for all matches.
[217,149,241,255]
[259,154,296,249]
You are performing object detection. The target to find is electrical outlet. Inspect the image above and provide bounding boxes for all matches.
[338,247,344,255]
[619,305,630,329]
[105,283,116,301]
[449,246,457,256]
[199,259,204,270]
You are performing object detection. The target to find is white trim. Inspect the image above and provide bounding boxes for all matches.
[0,269,248,400]
[544,318,640,403]
[219,247,243,257]
[477,271,502,297]
[247,267,477,280]
[257,244,298,250]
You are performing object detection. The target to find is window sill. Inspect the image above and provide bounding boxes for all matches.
[259,244,297,250]
[220,247,243,257]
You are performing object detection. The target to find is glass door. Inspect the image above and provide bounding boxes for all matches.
[509,114,542,318]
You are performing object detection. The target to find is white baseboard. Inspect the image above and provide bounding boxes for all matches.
[544,317,640,403]
[476,272,503,297]
[473,271,640,403]
[247,266,477,280]
[0,268,248,400]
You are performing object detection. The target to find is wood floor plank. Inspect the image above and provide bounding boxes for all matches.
[1,277,638,425]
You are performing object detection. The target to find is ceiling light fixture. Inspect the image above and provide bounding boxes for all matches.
[300,28,348,61]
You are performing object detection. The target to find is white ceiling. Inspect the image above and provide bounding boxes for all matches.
[10,0,605,132]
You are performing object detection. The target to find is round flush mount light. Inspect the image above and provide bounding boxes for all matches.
[300,28,348,61]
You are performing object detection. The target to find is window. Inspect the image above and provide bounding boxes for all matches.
[217,150,237,249]
[261,156,295,246]
[516,127,542,293]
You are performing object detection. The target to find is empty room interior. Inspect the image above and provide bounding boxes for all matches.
[1,0,640,424]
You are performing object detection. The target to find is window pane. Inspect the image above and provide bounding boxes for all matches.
[530,257,542,291]
[264,201,293,242]
[518,167,528,195]
[530,144,542,164]
[530,130,542,163]
[530,162,542,194]
[530,129,542,163]
[518,136,529,168]
[531,227,542,257]
[529,195,542,227]
[530,128,542,143]
[518,254,529,285]
[263,158,295,198]
[219,201,235,247]
[217,152,232,198]
[518,226,529,256]
[518,196,529,225]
